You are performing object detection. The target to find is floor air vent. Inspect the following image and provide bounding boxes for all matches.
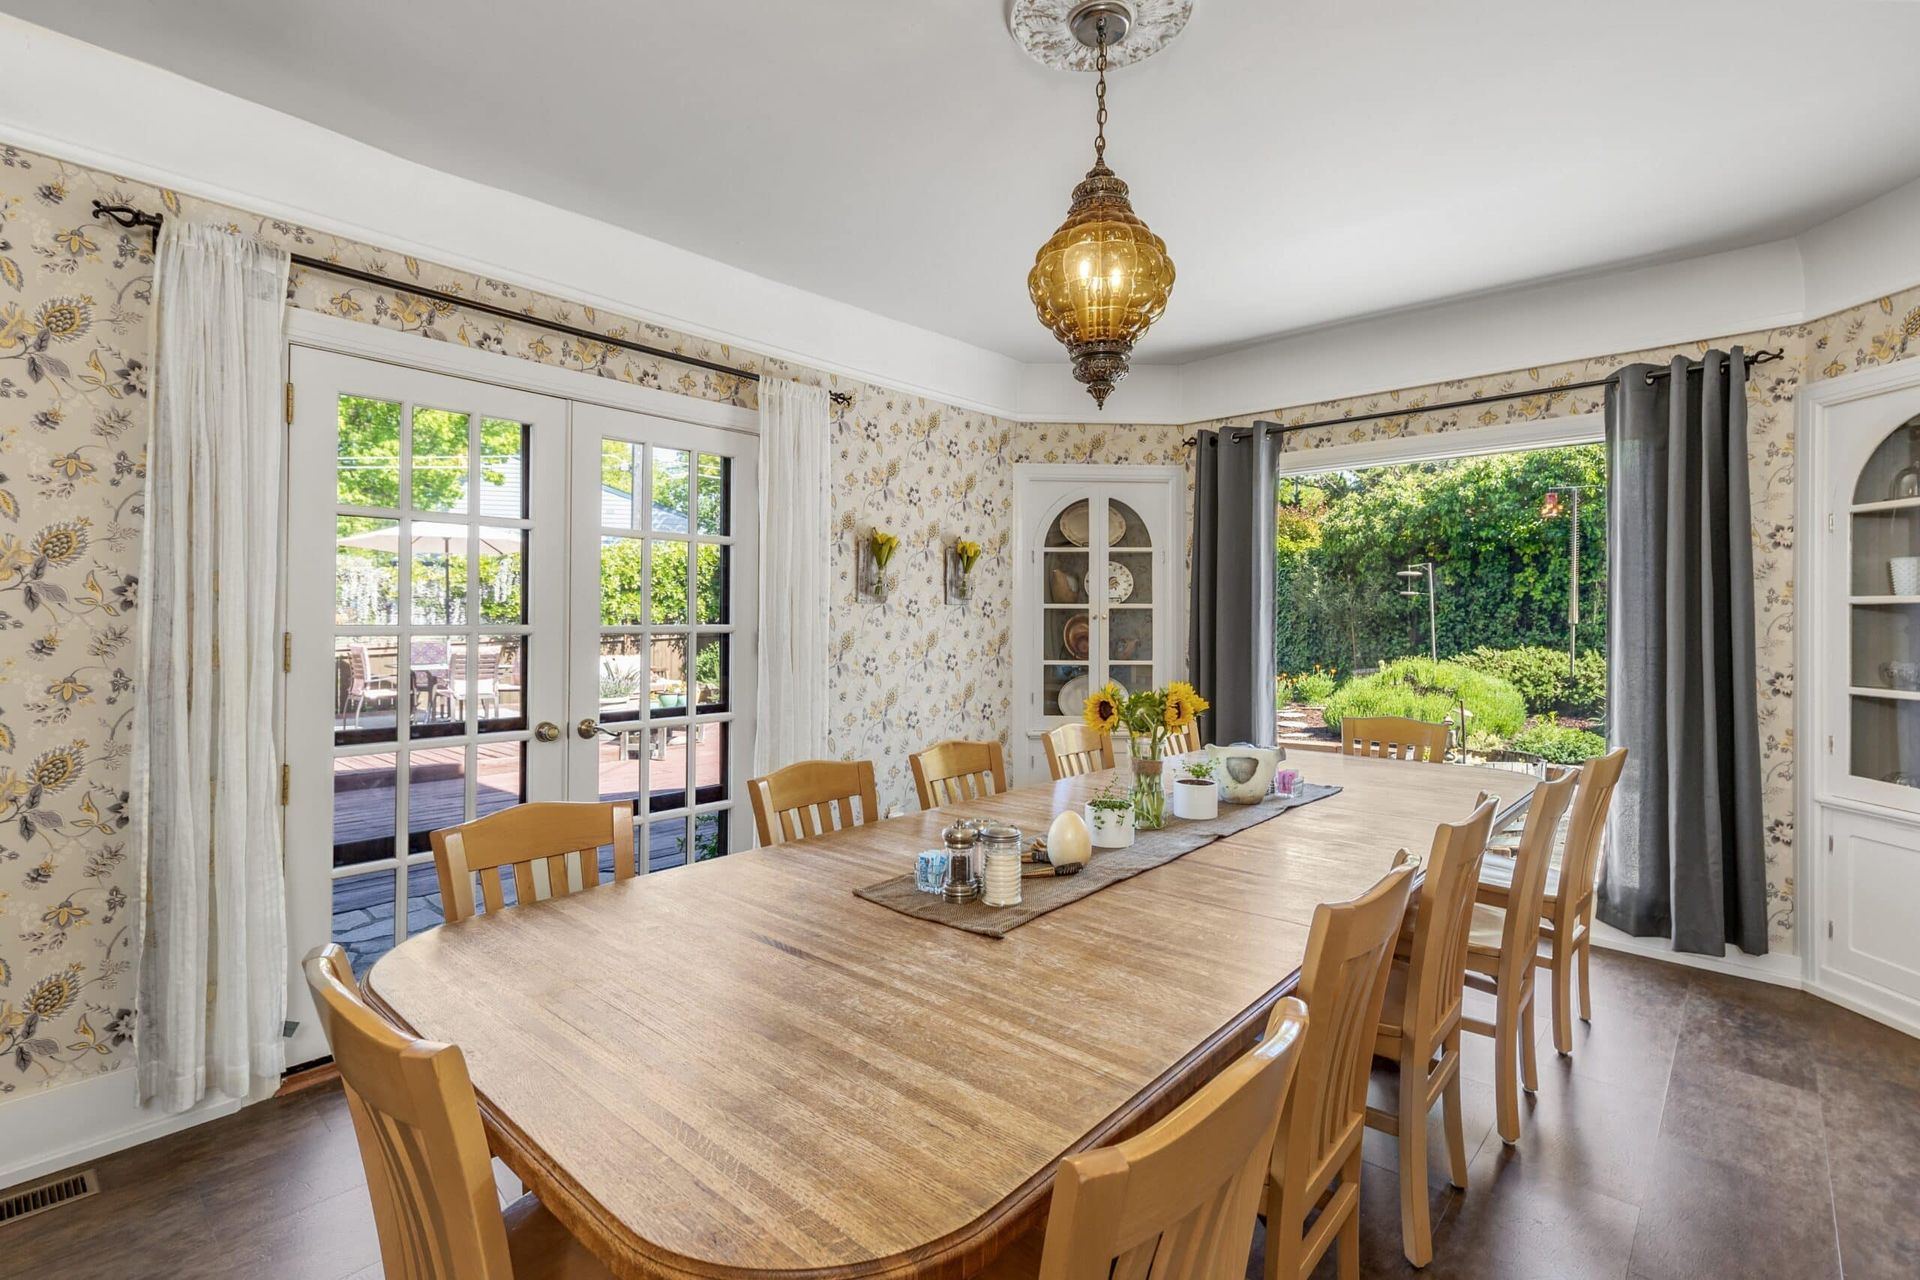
[0,1169,98,1227]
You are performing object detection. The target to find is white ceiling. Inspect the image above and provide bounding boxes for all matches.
[10,0,1920,367]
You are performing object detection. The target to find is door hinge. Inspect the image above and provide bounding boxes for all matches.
[279,763,290,806]
[282,631,291,673]
[1828,734,1835,755]
[1828,835,1834,854]
[284,381,294,426]
[1828,920,1834,940]
[1828,511,1836,533]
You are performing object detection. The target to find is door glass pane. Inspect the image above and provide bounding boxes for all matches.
[650,635,688,714]
[693,722,727,800]
[596,726,644,806]
[407,746,467,854]
[695,545,728,624]
[410,533,465,626]
[694,811,728,863]
[649,725,690,813]
[601,441,637,529]
[335,636,401,744]
[478,418,528,518]
[696,453,729,535]
[694,633,728,710]
[408,634,460,738]
[410,407,471,513]
[475,742,526,821]
[651,541,690,624]
[333,752,397,869]
[652,448,691,531]
[337,518,400,625]
[332,867,396,979]
[650,816,691,871]
[598,636,649,724]
[405,862,445,939]
[473,635,527,733]
[601,536,646,625]
[337,395,401,509]
[477,527,525,623]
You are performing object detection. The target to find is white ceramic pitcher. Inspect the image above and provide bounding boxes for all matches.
[1205,742,1285,804]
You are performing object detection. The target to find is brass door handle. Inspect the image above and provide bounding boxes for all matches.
[534,721,561,743]
[578,717,605,740]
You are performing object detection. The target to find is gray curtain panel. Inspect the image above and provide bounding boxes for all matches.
[1188,428,1277,745]
[1601,349,1768,955]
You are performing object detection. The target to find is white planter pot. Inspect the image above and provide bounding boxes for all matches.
[1085,803,1136,849]
[1171,779,1219,820]
[1893,556,1920,596]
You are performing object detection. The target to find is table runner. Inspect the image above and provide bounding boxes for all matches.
[854,783,1343,938]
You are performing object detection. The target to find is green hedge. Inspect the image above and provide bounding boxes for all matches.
[1322,658,1526,741]
[1509,716,1609,763]
[1452,645,1606,717]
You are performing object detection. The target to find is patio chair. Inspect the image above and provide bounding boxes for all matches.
[345,643,401,727]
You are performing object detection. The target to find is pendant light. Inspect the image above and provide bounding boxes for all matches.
[1025,2,1177,409]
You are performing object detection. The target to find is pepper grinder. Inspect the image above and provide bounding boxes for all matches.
[941,821,981,903]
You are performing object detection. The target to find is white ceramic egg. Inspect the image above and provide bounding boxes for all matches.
[1046,810,1093,868]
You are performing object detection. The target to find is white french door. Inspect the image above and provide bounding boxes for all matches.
[566,403,757,868]
[282,346,757,1066]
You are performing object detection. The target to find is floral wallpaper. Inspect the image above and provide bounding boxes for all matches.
[4,130,1920,1100]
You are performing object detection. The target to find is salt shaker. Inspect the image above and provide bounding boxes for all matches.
[976,821,1023,907]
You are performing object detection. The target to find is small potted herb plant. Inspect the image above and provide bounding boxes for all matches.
[1084,779,1137,849]
[1172,757,1219,820]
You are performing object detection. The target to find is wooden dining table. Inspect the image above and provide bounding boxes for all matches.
[365,754,1536,1280]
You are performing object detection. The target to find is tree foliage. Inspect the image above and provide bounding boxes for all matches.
[1274,446,1607,674]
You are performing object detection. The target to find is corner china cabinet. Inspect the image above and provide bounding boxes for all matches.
[1803,361,1920,1036]
[1011,465,1185,784]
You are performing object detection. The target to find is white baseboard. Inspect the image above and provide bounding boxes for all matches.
[0,1066,247,1193]
[1804,972,1920,1041]
[1589,922,1806,988]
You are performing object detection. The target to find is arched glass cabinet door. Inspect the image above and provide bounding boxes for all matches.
[1040,499,1093,718]
[1848,413,1920,791]
[1105,499,1155,700]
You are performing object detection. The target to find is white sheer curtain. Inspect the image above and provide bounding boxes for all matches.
[135,221,292,1113]
[754,379,833,780]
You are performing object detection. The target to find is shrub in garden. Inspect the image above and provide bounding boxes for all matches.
[1322,657,1526,740]
[1292,668,1339,705]
[1509,715,1608,764]
[1453,644,1607,717]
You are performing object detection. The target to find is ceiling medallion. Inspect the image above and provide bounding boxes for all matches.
[1010,0,1193,71]
[1021,1,1181,409]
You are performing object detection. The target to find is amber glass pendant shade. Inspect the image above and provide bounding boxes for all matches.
[1028,162,1174,408]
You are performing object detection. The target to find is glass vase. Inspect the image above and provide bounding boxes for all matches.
[1130,734,1166,830]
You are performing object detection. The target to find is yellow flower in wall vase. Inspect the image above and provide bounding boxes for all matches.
[864,528,899,603]
[949,538,982,604]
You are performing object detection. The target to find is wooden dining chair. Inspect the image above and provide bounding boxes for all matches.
[1366,799,1498,1267]
[909,739,1008,809]
[1338,716,1450,763]
[1164,723,1200,755]
[747,758,880,846]
[981,999,1309,1280]
[302,944,611,1279]
[1263,863,1416,1280]
[430,801,636,925]
[1538,747,1629,1054]
[1042,723,1115,780]
[1461,767,1578,1144]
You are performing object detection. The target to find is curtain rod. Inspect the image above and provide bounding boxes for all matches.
[1189,347,1786,446]
[92,201,855,407]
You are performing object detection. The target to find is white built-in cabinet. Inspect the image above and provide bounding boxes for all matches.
[1011,465,1185,785]
[1800,360,1920,1038]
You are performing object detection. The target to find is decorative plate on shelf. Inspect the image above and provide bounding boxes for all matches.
[1059,504,1128,548]
[1062,614,1091,659]
[1057,672,1127,717]
[1108,562,1135,604]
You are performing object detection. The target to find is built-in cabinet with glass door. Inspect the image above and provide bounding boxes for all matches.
[1806,365,1920,1035]
[1012,466,1184,784]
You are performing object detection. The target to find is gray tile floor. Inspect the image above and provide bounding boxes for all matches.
[5,950,1916,1279]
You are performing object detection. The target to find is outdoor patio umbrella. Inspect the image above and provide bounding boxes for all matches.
[337,521,521,622]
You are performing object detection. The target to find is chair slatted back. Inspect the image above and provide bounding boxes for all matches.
[1037,1000,1308,1280]
[430,801,635,924]
[1402,799,1498,1055]
[1339,716,1449,764]
[1500,769,1579,984]
[1273,864,1417,1202]
[1548,748,1628,936]
[1043,724,1115,780]
[1163,723,1200,756]
[748,759,879,846]
[909,739,1008,809]
[303,945,514,1280]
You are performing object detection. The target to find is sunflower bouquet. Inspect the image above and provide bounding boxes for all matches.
[1083,680,1211,828]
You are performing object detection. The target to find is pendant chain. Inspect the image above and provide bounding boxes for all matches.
[1094,20,1109,166]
